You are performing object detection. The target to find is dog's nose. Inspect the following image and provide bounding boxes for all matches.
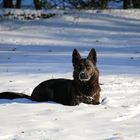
[79,71,89,81]
[79,72,86,80]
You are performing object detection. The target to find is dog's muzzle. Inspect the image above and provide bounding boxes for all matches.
[79,71,90,82]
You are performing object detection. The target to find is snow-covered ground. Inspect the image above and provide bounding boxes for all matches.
[0,10,140,140]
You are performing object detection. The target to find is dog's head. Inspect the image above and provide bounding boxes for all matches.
[72,48,98,82]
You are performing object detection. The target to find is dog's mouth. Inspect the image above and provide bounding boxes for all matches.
[79,71,90,82]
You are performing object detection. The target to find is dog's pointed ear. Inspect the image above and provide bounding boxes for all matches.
[87,48,97,65]
[72,49,81,66]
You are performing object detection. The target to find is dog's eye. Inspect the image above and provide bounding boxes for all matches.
[86,66,91,70]
[77,66,81,69]
[77,65,82,70]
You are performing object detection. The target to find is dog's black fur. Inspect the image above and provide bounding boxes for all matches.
[0,48,101,106]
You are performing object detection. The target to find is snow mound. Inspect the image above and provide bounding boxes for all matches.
[113,104,140,122]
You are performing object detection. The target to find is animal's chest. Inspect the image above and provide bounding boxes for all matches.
[76,85,93,96]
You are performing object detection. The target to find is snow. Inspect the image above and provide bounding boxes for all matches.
[0,9,140,140]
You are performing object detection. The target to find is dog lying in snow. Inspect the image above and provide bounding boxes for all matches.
[0,48,101,105]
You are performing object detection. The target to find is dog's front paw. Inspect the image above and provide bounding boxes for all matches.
[76,95,93,104]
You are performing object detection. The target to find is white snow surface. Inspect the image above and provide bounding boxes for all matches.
[0,10,140,140]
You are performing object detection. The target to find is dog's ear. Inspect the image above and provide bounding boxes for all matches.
[72,49,81,65]
[87,48,97,65]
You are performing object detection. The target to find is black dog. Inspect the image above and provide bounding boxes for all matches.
[0,48,101,105]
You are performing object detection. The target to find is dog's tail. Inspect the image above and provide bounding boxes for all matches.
[0,92,32,100]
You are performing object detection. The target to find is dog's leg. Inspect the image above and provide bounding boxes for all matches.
[76,95,100,105]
